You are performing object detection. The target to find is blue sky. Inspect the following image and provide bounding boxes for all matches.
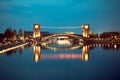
[0,0,120,33]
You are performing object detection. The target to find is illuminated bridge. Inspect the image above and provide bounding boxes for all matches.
[41,34,81,41]
[33,24,91,43]
[41,34,84,44]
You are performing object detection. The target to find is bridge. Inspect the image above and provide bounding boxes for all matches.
[33,24,90,42]
[41,33,83,41]
[40,33,84,47]
[32,24,91,50]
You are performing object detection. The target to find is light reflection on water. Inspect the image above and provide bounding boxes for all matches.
[0,43,120,62]
[33,45,89,62]
[0,43,120,80]
[32,43,120,63]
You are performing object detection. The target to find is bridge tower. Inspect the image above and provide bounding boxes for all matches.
[81,24,90,38]
[33,24,41,38]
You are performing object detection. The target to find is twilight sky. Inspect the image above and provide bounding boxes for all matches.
[0,0,120,33]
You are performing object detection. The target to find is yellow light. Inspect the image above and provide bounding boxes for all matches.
[57,40,70,45]
[35,54,39,63]
[35,25,39,29]
[85,53,89,61]
[85,25,88,29]
[33,46,40,63]
[114,44,117,49]
[0,43,28,54]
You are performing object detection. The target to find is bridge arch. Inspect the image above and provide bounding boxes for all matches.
[41,34,83,42]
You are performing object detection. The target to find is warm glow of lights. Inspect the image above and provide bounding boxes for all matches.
[85,25,88,29]
[35,25,39,29]
[43,44,83,50]
[85,53,89,61]
[81,24,90,38]
[33,24,40,38]
[57,36,68,39]
[57,40,71,45]
[82,46,89,61]
[20,36,24,40]
[35,54,39,63]
[114,44,117,49]
[83,34,86,37]
[33,33,35,38]
[0,43,28,54]
[33,46,41,63]
[31,45,90,61]
[41,54,82,60]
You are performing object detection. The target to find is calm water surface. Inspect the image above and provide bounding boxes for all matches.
[0,43,120,80]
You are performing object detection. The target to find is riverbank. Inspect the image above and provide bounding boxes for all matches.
[84,39,120,44]
[0,41,28,54]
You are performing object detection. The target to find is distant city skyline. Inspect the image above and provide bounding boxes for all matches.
[0,0,120,33]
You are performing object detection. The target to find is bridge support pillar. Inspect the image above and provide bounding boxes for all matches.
[81,24,90,38]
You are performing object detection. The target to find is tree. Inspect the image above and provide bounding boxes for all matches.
[18,28,23,37]
[0,33,4,42]
[4,28,14,40]
[13,30,17,40]
[13,30,17,35]
[18,28,24,40]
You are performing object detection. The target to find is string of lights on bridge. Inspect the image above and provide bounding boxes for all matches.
[40,26,80,29]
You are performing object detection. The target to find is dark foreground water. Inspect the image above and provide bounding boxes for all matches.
[0,43,120,80]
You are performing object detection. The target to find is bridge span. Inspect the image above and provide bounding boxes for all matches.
[41,34,84,46]
[41,34,82,41]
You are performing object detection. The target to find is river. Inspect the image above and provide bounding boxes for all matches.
[0,43,120,80]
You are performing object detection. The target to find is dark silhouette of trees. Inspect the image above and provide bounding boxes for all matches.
[4,28,14,40]
[0,33,4,42]
[89,34,98,38]
[3,27,25,41]
[13,29,17,40]
[100,32,120,39]
[18,28,23,37]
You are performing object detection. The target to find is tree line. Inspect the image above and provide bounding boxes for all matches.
[99,32,120,39]
[0,28,24,42]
